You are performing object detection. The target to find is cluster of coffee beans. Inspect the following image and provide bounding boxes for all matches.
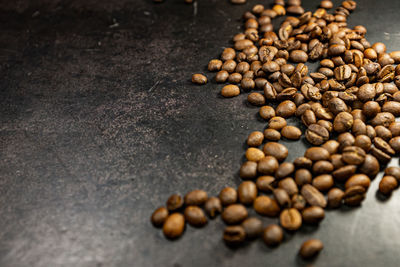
[154,0,400,260]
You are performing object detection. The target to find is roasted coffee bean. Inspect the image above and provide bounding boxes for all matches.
[382,101,400,116]
[389,122,400,137]
[184,206,207,227]
[329,44,346,56]
[247,131,264,147]
[333,165,357,182]
[322,140,340,155]
[342,146,366,165]
[269,116,287,130]
[301,184,327,208]
[204,197,222,218]
[274,188,291,208]
[328,97,348,115]
[276,100,297,118]
[263,224,284,247]
[292,194,307,210]
[257,155,279,175]
[362,101,380,118]
[167,194,184,211]
[240,161,258,179]
[151,207,169,227]
[304,147,330,161]
[294,157,313,169]
[357,83,376,102]
[185,190,208,206]
[264,128,282,141]
[302,109,317,126]
[390,51,400,63]
[241,217,263,239]
[312,174,334,192]
[338,132,356,151]
[221,84,240,97]
[192,74,208,85]
[313,161,334,175]
[281,125,302,140]
[215,70,229,83]
[245,147,265,162]
[384,167,400,181]
[343,185,366,206]
[254,195,281,217]
[375,126,392,141]
[370,112,395,127]
[219,187,238,206]
[221,47,236,61]
[302,206,325,224]
[163,213,185,239]
[331,154,345,170]
[333,111,354,133]
[280,208,302,231]
[295,169,312,186]
[222,59,237,72]
[263,142,288,161]
[247,93,266,106]
[299,239,324,259]
[306,124,330,145]
[208,59,223,71]
[290,50,308,63]
[334,65,352,81]
[320,0,333,9]
[279,177,298,196]
[256,176,275,192]
[327,188,344,209]
[238,181,258,205]
[241,78,256,90]
[259,105,276,120]
[345,174,371,190]
[223,225,246,246]
[359,154,380,177]
[318,120,333,132]
[222,204,248,224]
[379,176,398,195]
[389,137,400,153]
[374,137,395,155]
[228,73,242,84]
[275,162,295,179]
[352,119,367,136]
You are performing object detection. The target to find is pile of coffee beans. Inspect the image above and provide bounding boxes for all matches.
[154,0,400,261]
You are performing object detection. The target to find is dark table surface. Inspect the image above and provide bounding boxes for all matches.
[1,0,400,266]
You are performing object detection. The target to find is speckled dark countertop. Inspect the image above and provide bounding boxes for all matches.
[1,0,400,266]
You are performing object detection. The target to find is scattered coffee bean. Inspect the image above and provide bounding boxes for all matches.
[204,197,222,218]
[219,187,238,206]
[263,142,288,161]
[299,239,324,259]
[263,224,284,246]
[247,131,264,147]
[379,176,398,195]
[192,74,208,85]
[240,161,258,179]
[254,195,281,217]
[163,213,185,239]
[280,208,302,231]
[264,128,282,141]
[151,207,169,227]
[281,125,302,140]
[221,84,240,97]
[223,225,246,246]
[184,206,208,227]
[343,185,366,206]
[238,181,258,205]
[302,206,325,224]
[241,217,263,239]
[167,194,184,211]
[222,204,248,224]
[345,174,371,190]
[256,176,275,192]
[301,184,327,208]
[327,188,344,209]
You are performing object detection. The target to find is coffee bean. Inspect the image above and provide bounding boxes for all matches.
[228,73,242,84]
[240,161,258,179]
[299,239,324,259]
[290,50,308,63]
[312,174,334,192]
[275,162,295,179]
[343,185,366,206]
[276,100,297,118]
[241,78,256,90]
[304,147,330,161]
[269,116,287,130]
[263,224,284,246]
[370,112,395,127]
[329,44,346,56]
[384,167,400,181]
[374,137,395,155]
[379,176,398,195]
[166,194,184,211]
[334,65,352,81]
[295,169,312,186]
[215,70,229,83]
[328,97,348,115]
[264,128,282,141]
[302,206,325,224]
[281,125,302,140]
[327,188,344,209]
[280,208,302,231]
[256,176,275,192]
[184,190,208,206]
[163,213,185,239]
[192,74,208,85]
[221,84,240,97]
[382,101,400,116]
[294,157,313,169]
[338,132,356,151]
[208,59,223,71]
[245,147,265,162]
[320,0,333,9]
[151,207,169,227]
[273,188,291,208]
[301,184,327,208]
[354,135,372,152]
[184,206,208,227]
[342,146,366,165]
[204,197,222,218]
[375,125,392,141]
[306,124,330,145]
[259,105,276,120]
[238,181,258,205]
[241,217,263,239]
[247,93,265,106]
[254,195,281,217]
[222,204,248,224]
[263,142,288,161]
[230,0,247,4]
[333,165,357,182]
[219,187,238,206]
[390,51,400,63]
[362,101,381,118]
[359,154,380,177]
[389,122,400,137]
[221,48,236,61]
[223,225,246,246]
[333,111,354,133]
[279,177,298,196]
[322,140,340,155]
[257,156,279,175]
[313,161,334,175]
[302,109,317,126]
[331,154,345,170]
[352,119,367,136]
[345,174,371,190]
[247,131,264,147]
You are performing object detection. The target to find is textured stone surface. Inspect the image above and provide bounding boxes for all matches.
[1,0,400,266]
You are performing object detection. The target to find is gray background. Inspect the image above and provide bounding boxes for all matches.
[1,0,400,266]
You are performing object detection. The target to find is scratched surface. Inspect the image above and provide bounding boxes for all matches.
[1,0,400,266]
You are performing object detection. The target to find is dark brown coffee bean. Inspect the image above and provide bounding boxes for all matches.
[223,225,246,246]
[184,190,208,206]
[294,157,313,169]
[379,176,398,195]
[390,51,400,63]
[312,174,334,192]
[264,128,282,141]
[338,132,356,151]
[222,204,248,224]
[269,116,287,130]
[389,137,400,153]
[333,165,357,182]
[333,111,354,133]
[374,137,395,155]
[375,125,392,141]
[247,93,266,106]
[290,50,308,63]
[238,181,258,205]
[276,162,295,179]
[254,195,281,217]
[151,207,169,227]
[327,188,344,208]
[257,155,279,175]
[354,135,371,152]
[219,187,237,206]
[256,176,275,192]
[263,142,288,161]
[163,213,185,239]
[331,154,345,170]
[334,64,352,81]
[313,161,334,175]
[322,140,340,155]
[343,185,366,206]
[302,206,325,224]
[221,84,240,97]
[302,109,317,126]
[184,206,207,227]
[167,194,184,211]
[240,161,258,179]
[342,146,366,165]
[306,124,330,145]
[299,239,324,259]
[301,184,327,208]
[259,105,276,120]
[240,217,263,239]
[363,101,381,118]
[274,188,291,208]
[204,197,222,218]
[345,174,371,190]
[192,74,208,85]
[279,177,298,196]
[262,224,284,246]
[370,112,395,127]
[295,169,312,186]
[276,100,297,118]
[329,44,346,56]
[389,122,400,137]
[359,154,380,177]
[318,120,333,132]
[228,73,242,84]
[280,208,302,231]
[304,147,330,161]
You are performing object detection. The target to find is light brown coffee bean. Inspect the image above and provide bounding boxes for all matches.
[273,188,291,208]
[280,208,302,231]
[192,74,208,85]
[254,195,281,217]
[263,142,288,161]
[184,190,208,206]
[295,169,312,186]
[279,178,298,196]
[290,50,308,63]
[184,206,207,227]
[221,84,240,97]
[370,112,395,127]
[163,213,185,239]
[245,147,265,162]
[294,157,313,169]
[281,125,302,140]
[151,207,169,227]
[354,135,372,152]
[256,176,275,192]
[342,146,366,165]
[259,106,276,120]
[313,161,334,175]
[257,156,279,175]
[389,137,400,153]
[312,174,334,191]
[275,162,295,179]
[247,131,264,147]
[322,140,340,155]
[333,165,357,182]
[264,128,281,141]
[276,100,297,118]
